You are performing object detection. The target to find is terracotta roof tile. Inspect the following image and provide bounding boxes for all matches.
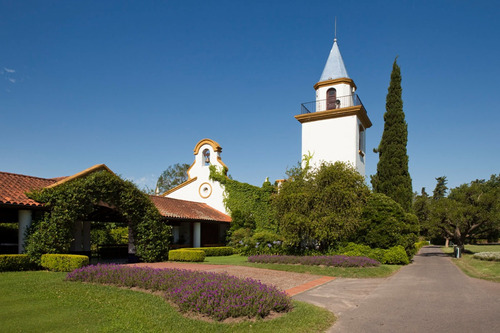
[0,169,231,225]
[149,196,231,223]
[0,172,59,207]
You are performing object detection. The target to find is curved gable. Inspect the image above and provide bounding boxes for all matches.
[193,138,222,155]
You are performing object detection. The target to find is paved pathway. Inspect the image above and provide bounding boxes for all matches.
[295,246,500,332]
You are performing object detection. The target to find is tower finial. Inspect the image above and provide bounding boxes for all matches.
[334,17,337,42]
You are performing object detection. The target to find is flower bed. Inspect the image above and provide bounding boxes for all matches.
[472,252,500,262]
[248,254,380,267]
[66,264,292,321]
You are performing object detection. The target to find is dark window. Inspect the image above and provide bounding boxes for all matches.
[359,125,365,152]
[327,88,337,110]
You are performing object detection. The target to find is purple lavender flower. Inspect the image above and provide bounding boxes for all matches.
[66,264,293,321]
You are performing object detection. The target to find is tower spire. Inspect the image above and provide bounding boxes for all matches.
[318,23,349,82]
[334,16,337,42]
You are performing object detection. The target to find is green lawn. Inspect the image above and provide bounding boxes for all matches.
[204,254,401,278]
[441,244,500,283]
[0,271,334,333]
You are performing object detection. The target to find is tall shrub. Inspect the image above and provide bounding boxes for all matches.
[354,192,419,257]
[273,161,370,252]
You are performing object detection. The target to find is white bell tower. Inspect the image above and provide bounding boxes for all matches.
[295,35,372,176]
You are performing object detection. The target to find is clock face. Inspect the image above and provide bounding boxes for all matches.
[199,182,212,199]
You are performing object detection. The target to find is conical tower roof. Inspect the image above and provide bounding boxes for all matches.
[319,38,349,82]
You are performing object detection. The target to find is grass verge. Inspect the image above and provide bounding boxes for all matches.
[204,254,401,278]
[441,245,500,283]
[0,271,334,333]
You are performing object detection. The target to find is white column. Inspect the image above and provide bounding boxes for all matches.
[18,210,32,253]
[128,226,136,255]
[71,221,83,252]
[82,221,91,252]
[172,226,180,244]
[193,222,201,248]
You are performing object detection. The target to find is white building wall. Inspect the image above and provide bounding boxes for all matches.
[165,142,228,215]
[302,115,365,174]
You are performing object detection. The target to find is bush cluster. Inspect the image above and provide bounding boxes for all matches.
[168,249,205,262]
[91,224,128,254]
[40,254,89,272]
[472,252,500,262]
[0,254,38,272]
[248,254,379,267]
[230,229,284,256]
[66,264,293,321]
[182,247,234,256]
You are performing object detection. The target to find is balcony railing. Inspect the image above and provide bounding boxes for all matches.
[300,94,364,114]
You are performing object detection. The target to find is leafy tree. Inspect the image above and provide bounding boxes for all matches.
[155,163,190,193]
[273,161,370,252]
[429,174,500,252]
[432,176,448,200]
[354,192,419,257]
[413,187,434,238]
[372,58,413,211]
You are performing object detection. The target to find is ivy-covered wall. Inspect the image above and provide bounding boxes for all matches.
[25,170,171,263]
[209,166,277,232]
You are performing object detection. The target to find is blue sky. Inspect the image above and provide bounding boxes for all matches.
[1,0,499,194]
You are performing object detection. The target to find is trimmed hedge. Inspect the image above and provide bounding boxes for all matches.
[169,249,205,262]
[0,254,38,272]
[335,243,410,265]
[40,254,89,272]
[182,247,234,257]
[383,246,409,265]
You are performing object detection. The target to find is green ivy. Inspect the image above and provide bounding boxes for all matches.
[209,165,277,233]
[25,170,171,263]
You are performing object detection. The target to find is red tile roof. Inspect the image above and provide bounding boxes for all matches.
[0,164,111,208]
[0,168,232,224]
[149,196,231,223]
[0,172,59,207]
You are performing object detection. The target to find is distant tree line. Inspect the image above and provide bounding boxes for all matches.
[414,175,500,251]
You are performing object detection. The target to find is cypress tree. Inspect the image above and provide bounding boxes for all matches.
[371,58,413,211]
[432,176,448,200]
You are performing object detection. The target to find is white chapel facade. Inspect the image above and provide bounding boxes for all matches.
[163,138,228,215]
[295,36,372,176]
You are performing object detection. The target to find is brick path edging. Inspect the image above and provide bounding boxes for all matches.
[285,276,336,296]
